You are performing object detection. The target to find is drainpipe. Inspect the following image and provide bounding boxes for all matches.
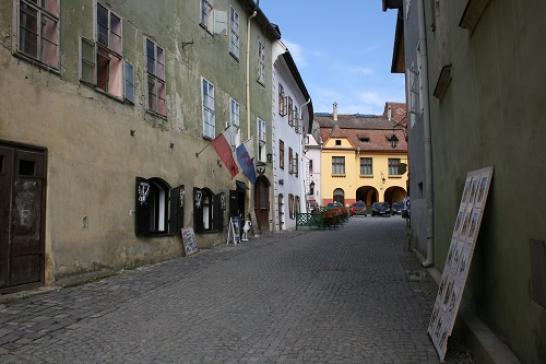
[417,0,434,268]
[246,1,259,228]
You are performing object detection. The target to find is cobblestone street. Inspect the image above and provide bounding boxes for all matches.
[0,217,471,363]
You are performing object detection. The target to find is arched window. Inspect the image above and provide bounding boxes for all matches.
[135,177,184,236]
[278,194,284,230]
[194,187,225,233]
[333,188,345,206]
[309,182,315,196]
[288,193,295,219]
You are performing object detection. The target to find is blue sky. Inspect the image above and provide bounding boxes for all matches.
[260,1,405,115]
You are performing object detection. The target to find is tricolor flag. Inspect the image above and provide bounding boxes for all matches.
[236,139,257,185]
[212,126,239,178]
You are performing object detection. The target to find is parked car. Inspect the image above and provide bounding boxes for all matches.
[371,202,391,216]
[350,201,367,216]
[325,201,344,210]
[391,202,405,215]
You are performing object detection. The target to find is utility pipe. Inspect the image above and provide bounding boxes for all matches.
[417,0,434,267]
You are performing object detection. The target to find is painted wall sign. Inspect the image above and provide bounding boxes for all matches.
[428,167,494,361]
[181,228,199,257]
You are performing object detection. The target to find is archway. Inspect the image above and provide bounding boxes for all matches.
[254,176,271,233]
[333,188,345,206]
[355,186,379,207]
[384,186,407,205]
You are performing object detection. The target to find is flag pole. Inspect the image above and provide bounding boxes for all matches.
[195,142,211,157]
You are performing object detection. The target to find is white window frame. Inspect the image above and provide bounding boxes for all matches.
[145,37,167,117]
[332,156,345,176]
[200,0,214,33]
[14,0,61,70]
[257,39,266,84]
[202,77,216,139]
[360,157,373,176]
[96,2,123,55]
[257,117,266,162]
[229,7,240,59]
[388,158,402,176]
[228,97,240,148]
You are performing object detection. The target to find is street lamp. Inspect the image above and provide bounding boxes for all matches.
[387,132,399,149]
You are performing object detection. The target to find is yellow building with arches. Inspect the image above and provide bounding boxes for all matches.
[317,105,408,208]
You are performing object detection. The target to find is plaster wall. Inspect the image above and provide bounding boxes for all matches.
[0,0,275,282]
[320,138,408,206]
[424,0,546,362]
[271,45,307,231]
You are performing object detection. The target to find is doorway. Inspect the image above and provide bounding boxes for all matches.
[0,143,46,293]
[254,176,270,233]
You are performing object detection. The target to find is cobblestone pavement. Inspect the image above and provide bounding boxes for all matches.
[0,217,472,363]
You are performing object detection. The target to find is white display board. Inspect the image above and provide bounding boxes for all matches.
[428,167,494,361]
[181,228,200,257]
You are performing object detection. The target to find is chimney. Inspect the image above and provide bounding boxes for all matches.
[387,104,392,121]
[333,102,338,121]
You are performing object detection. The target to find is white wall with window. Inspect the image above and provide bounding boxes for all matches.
[271,41,310,231]
[304,133,321,211]
[229,7,240,59]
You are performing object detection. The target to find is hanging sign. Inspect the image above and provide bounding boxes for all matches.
[428,167,494,361]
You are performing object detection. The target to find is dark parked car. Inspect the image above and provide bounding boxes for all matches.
[371,202,391,216]
[350,201,367,216]
[391,202,405,215]
[325,201,344,210]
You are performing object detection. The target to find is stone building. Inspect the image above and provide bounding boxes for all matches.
[0,0,280,292]
[271,41,312,231]
[384,0,546,362]
[316,103,408,208]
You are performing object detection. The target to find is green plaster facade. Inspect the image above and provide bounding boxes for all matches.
[425,1,546,362]
[0,0,278,286]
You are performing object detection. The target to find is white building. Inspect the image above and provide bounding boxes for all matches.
[271,41,313,231]
[304,132,322,211]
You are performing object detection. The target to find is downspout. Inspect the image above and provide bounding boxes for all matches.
[418,0,434,267]
[246,1,259,228]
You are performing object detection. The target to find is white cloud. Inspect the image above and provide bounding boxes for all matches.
[283,39,306,68]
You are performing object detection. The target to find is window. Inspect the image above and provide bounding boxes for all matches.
[287,96,294,126]
[228,98,240,148]
[309,182,315,196]
[257,39,265,84]
[279,140,285,170]
[278,84,287,116]
[201,0,214,32]
[309,160,313,173]
[16,0,60,68]
[360,157,373,176]
[288,194,295,219]
[335,140,341,146]
[288,147,293,174]
[359,136,370,143]
[229,7,240,59]
[295,196,300,215]
[202,78,215,139]
[294,105,299,132]
[229,98,240,128]
[332,157,345,175]
[389,158,401,176]
[295,152,299,178]
[135,178,184,236]
[93,4,123,97]
[193,188,225,233]
[257,118,266,162]
[146,39,166,116]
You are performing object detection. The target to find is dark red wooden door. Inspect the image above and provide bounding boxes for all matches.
[254,177,270,233]
[0,145,46,291]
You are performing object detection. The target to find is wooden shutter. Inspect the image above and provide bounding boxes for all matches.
[81,37,96,85]
[135,177,151,236]
[124,61,135,104]
[193,188,204,233]
[213,193,225,232]
[168,185,184,235]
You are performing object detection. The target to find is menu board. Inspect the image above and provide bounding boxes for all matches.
[181,228,199,257]
[428,167,493,361]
